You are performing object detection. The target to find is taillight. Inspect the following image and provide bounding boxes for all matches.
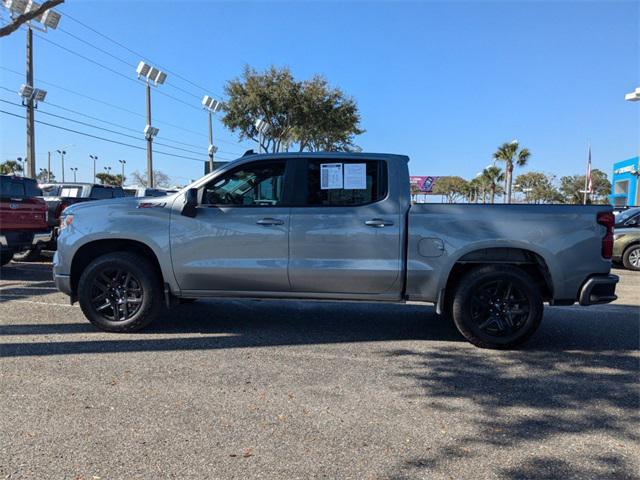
[597,212,614,259]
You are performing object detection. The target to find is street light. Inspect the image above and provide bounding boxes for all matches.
[70,167,78,182]
[3,0,62,180]
[624,87,640,102]
[118,159,126,186]
[136,60,166,188]
[254,118,270,153]
[56,149,66,182]
[202,95,222,173]
[89,154,98,183]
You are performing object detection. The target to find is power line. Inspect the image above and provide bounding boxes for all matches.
[0,109,237,163]
[63,12,224,100]
[0,71,243,149]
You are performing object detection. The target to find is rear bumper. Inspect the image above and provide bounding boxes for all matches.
[0,230,53,252]
[578,274,619,306]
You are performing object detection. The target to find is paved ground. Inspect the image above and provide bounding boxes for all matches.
[0,261,638,480]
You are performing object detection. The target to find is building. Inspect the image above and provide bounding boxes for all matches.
[610,156,639,207]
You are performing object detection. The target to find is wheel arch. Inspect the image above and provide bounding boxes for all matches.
[70,239,164,295]
[441,247,554,310]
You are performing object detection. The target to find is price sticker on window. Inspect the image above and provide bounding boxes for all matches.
[320,163,343,189]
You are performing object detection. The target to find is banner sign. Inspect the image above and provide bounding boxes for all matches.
[410,176,440,194]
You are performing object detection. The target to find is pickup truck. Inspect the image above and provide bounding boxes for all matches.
[53,153,618,349]
[0,175,52,266]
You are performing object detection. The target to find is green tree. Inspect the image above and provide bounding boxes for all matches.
[222,65,363,153]
[36,169,55,183]
[432,176,468,203]
[559,169,611,204]
[0,160,23,175]
[514,171,561,204]
[95,172,125,186]
[492,140,531,203]
[129,170,170,188]
[481,166,505,204]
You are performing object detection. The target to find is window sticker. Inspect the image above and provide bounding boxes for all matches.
[320,163,343,189]
[343,163,367,189]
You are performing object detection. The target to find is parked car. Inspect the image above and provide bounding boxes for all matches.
[123,185,178,197]
[15,182,126,260]
[0,175,52,266]
[613,206,640,228]
[53,152,618,349]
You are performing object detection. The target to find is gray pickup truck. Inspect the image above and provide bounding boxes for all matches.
[53,152,618,348]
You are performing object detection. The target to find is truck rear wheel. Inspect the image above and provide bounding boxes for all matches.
[77,252,163,332]
[451,265,543,349]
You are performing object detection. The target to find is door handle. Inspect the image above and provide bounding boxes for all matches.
[257,218,284,226]
[365,218,394,228]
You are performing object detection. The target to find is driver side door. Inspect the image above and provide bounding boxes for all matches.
[170,159,292,294]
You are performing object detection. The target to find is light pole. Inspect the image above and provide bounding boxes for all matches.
[118,159,126,186]
[254,119,271,153]
[2,1,61,179]
[90,155,98,183]
[202,96,222,173]
[47,151,51,182]
[136,61,166,188]
[70,167,78,182]
[56,150,66,182]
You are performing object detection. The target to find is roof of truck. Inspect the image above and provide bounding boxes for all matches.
[238,151,410,162]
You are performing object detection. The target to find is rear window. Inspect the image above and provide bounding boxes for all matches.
[91,186,114,199]
[305,160,387,206]
[0,177,41,198]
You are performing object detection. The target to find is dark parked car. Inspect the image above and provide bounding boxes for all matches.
[613,206,640,228]
[0,175,52,266]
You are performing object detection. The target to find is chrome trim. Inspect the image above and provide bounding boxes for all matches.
[32,231,53,245]
[0,235,7,247]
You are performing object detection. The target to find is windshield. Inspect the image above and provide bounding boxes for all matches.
[615,207,640,224]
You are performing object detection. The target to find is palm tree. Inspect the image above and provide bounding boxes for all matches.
[0,160,23,175]
[492,140,531,203]
[481,166,505,204]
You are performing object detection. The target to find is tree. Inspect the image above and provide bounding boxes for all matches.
[129,170,170,188]
[0,0,64,38]
[95,173,125,186]
[514,171,561,204]
[493,141,531,203]
[410,182,422,203]
[559,169,611,204]
[481,166,505,204]
[36,169,55,183]
[432,176,468,203]
[222,65,363,153]
[0,160,23,175]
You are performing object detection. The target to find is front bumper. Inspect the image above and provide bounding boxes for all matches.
[54,273,72,296]
[578,274,619,306]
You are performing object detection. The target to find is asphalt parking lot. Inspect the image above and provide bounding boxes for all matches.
[1,261,638,480]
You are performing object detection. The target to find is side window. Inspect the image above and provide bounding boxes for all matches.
[202,161,286,206]
[305,160,387,206]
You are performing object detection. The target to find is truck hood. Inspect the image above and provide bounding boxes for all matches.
[63,196,142,214]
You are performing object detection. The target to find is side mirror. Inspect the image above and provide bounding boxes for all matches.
[181,188,198,218]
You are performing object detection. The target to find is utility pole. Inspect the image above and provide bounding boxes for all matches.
[25,26,35,179]
[118,159,126,186]
[47,151,51,182]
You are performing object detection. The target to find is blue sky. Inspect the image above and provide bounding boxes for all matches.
[1,0,638,185]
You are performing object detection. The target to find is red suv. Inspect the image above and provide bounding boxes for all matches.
[0,175,52,266]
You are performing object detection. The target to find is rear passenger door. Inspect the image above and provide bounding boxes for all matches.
[288,158,403,297]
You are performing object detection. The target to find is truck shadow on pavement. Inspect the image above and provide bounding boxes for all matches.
[384,306,640,480]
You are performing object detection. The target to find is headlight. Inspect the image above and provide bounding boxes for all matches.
[613,233,625,241]
[59,214,74,230]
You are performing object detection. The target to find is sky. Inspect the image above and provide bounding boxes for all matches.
[0,0,638,186]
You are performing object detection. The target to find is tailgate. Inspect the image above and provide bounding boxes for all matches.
[0,197,48,231]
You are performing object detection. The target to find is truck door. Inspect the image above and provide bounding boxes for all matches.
[170,159,292,293]
[288,158,403,297]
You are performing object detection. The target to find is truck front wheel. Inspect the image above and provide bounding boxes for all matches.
[77,252,163,332]
[451,265,543,349]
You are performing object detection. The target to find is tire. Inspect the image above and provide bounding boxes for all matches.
[622,245,640,271]
[12,246,43,262]
[0,251,13,267]
[77,252,163,332]
[451,265,543,349]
